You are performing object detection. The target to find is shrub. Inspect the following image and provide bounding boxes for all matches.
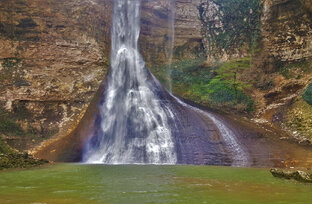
[0,118,24,136]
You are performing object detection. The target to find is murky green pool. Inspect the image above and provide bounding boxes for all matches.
[0,164,311,203]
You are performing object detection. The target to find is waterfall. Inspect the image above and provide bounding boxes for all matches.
[83,0,177,164]
[166,0,176,92]
[82,0,249,166]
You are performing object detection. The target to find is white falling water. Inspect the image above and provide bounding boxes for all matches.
[83,0,177,164]
[83,0,249,167]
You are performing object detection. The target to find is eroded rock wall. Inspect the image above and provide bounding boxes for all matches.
[260,0,312,70]
[1,0,312,153]
[140,0,203,66]
[197,0,312,66]
[0,0,204,152]
[0,0,113,150]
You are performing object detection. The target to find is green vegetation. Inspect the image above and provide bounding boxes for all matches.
[0,118,24,137]
[0,152,48,170]
[199,0,263,53]
[0,100,59,155]
[2,57,21,68]
[0,119,48,170]
[0,114,48,170]
[303,83,312,105]
[280,59,312,79]
[286,99,312,139]
[0,139,14,155]
[213,58,253,107]
[150,57,254,112]
[0,101,46,142]
[0,57,29,87]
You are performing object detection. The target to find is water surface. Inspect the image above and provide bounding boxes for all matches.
[0,164,311,203]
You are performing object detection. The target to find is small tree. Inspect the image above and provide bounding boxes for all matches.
[215,57,251,103]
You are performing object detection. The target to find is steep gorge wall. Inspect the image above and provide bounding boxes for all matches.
[196,0,312,142]
[0,0,113,151]
[260,0,312,68]
[0,0,204,152]
[1,0,312,153]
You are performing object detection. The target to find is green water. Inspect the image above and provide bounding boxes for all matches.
[0,164,311,204]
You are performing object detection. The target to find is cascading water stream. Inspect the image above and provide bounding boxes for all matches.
[83,0,176,164]
[83,0,249,166]
[170,95,250,167]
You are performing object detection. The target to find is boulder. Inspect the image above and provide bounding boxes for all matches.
[270,168,312,183]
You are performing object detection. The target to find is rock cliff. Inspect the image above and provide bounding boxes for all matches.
[0,0,311,154]
[0,0,204,152]
[0,0,112,151]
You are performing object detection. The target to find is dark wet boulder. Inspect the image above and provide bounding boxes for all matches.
[270,168,312,183]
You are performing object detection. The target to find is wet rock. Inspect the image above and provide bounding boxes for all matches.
[270,168,312,183]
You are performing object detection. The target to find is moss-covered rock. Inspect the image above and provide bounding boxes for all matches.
[280,59,312,79]
[0,152,48,170]
[285,99,312,140]
[0,138,48,170]
[270,168,312,183]
[0,139,14,154]
[303,83,312,105]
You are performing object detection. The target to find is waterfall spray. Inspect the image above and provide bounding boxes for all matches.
[166,0,176,93]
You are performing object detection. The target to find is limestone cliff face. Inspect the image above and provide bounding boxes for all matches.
[193,0,312,143]
[261,0,312,67]
[198,0,263,63]
[140,0,203,65]
[197,0,312,65]
[249,0,312,143]
[0,0,113,150]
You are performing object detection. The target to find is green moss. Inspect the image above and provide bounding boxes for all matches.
[198,0,263,53]
[0,118,24,136]
[303,83,312,105]
[2,58,21,69]
[286,99,312,139]
[0,58,29,87]
[280,59,312,79]
[216,57,252,88]
[150,57,254,112]
[0,153,48,170]
[0,139,14,154]
[0,103,41,139]
[204,78,254,111]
